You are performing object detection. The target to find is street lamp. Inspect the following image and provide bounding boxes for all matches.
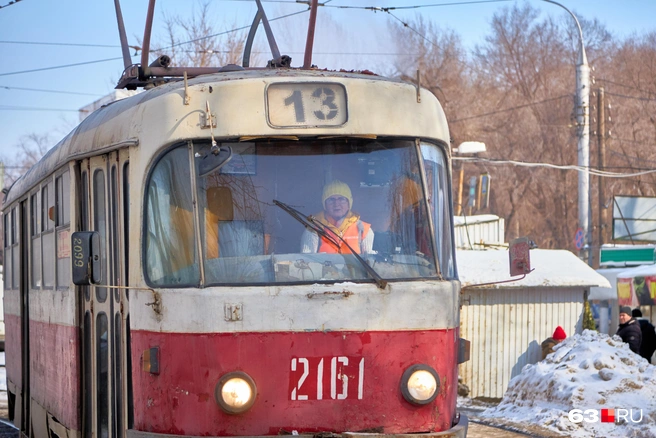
[543,0,591,262]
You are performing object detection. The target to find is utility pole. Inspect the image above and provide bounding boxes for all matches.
[597,88,607,258]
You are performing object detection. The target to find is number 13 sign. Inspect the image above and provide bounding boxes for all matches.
[267,83,348,128]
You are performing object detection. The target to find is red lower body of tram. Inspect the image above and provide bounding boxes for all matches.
[130,329,459,436]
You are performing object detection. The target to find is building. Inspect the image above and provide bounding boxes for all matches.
[454,214,505,250]
[457,248,610,399]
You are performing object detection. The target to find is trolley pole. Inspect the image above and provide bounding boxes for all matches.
[543,1,591,263]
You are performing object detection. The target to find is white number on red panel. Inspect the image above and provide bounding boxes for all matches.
[290,356,364,401]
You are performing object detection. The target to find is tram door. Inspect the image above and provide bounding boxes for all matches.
[78,150,130,438]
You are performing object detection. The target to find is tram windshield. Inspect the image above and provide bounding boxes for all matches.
[145,138,454,287]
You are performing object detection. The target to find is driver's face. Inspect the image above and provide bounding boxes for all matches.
[324,195,350,222]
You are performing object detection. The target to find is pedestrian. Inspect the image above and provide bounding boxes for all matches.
[541,326,567,360]
[632,308,656,362]
[617,306,642,355]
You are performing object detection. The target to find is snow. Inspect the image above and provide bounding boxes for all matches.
[480,330,656,437]
[457,249,611,289]
[454,214,502,226]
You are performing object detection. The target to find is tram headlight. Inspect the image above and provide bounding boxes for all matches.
[214,371,257,414]
[400,364,440,405]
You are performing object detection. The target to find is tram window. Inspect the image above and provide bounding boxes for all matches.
[12,206,17,245]
[30,193,39,237]
[42,183,55,231]
[4,213,9,289]
[31,193,42,289]
[96,312,109,438]
[56,172,70,226]
[94,170,108,301]
[111,165,119,290]
[42,182,55,288]
[146,139,451,287]
[123,162,129,290]
[56,171,71,288]
[145,145,199,286]
[421,143,455,278]
[12,207,19,290]
[191,139,441,286]
[81,171,89,232]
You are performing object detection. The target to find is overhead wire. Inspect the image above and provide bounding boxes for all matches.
[604,90,656,102]
[453,156,656,178]
[0,8,310,76]
[0,0,22,9]
[0,85,101,96]
[0,105,81,112]
[451,95,572,122]
[0,57,126,77]
[153,8,310,52]
[321,0,512,10]
[596,77,656,95]
[0,40,120,49]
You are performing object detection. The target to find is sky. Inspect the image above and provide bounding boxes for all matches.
[478,330,656,437]
[1,0,655,164]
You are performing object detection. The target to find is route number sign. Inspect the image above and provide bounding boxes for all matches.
[267,83,347,128]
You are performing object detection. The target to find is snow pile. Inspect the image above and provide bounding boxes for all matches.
[481,330,656,437]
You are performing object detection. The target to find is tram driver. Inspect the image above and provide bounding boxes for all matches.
[300,180,374,254]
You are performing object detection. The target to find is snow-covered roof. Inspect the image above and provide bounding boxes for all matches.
[617,263,656,279]
[453,214,501,226]
[457,249,611,289]
[590,268,622,301]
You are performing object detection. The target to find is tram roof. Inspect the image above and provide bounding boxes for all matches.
[4,69,450,207]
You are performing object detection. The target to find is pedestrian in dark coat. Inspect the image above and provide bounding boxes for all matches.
[633,308,656,362]
[541,326,567,360]
[617,306,642,355]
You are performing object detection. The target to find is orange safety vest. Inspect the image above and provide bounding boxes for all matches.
[318,220,371,254]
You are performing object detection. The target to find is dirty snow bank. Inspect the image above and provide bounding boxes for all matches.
[480,330,656,437]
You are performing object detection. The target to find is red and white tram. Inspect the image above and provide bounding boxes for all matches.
[3,2,468,437]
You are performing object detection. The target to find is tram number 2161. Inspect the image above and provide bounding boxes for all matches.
[290,356,365,401]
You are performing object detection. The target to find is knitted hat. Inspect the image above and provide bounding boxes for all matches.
[619,306,632,316]
[632,308,642,318]
[552,326,567,340]
[322,180,353,208]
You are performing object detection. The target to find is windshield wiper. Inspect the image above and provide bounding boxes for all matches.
[273,199,387,289]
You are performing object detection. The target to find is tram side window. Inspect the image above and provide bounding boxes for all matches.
[145,145,199,286]
[421,143,455,278]
[31,192,42,288]
[56,171,71,288]
[12,206,19,290]
[3,212,10,290]
[42,182,55,288]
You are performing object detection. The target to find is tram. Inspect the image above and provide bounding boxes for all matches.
[2,1,468,437]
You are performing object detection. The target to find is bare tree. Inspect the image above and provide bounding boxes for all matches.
[389,3,628,251]
[151,2,254,68]
[3,133,54,187]
[391,15,471,121]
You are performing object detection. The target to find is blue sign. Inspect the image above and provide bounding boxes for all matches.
[574,228,584,250]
